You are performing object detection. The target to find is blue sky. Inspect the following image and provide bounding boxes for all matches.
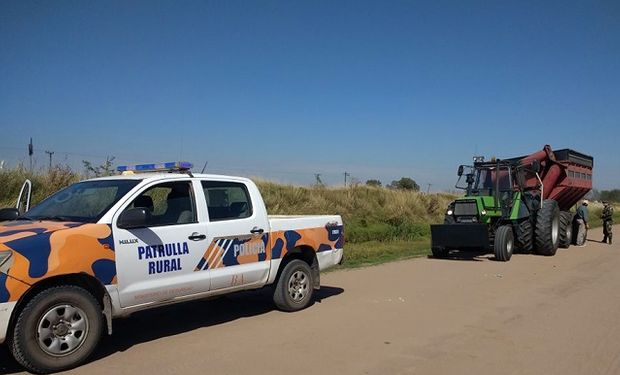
[1,0,618,190]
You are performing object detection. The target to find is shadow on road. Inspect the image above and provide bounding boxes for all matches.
[0,286,344,374]
[428,250,490,262]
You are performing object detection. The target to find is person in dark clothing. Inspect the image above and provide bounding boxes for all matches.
[601,201,614,245]
[575,200,589,246]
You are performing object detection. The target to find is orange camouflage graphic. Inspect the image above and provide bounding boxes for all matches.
[0,221,115,303]
[194,225,344,271]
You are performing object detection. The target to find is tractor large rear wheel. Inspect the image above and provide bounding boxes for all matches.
[535,199,560,256]
[515,219,533,253]
[559,211,573,248]
[494,225,514,262]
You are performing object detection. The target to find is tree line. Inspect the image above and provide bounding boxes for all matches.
[365,177,420,191]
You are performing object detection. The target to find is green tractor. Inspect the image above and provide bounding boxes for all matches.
[431,146,593,261]
[431,157,551,261]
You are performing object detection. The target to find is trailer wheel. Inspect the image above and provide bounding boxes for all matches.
[431,246,449,258]
[534,199,560,256]
[558,211,573,248]
[515,219,533,253]
[494,225,514,261]
[273,259,314,312]
[8,285,103,374]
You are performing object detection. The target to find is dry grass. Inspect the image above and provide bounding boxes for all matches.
[0,166,79,208]
[255,180,455,243]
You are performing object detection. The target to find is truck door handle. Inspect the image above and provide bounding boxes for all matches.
[188,232,207,241]
[250,227,264,234]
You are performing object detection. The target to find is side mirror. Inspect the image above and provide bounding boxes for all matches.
[457,166,464,176]
[0,208,20,222]
[118,207,151,229]
[531,160,541,173]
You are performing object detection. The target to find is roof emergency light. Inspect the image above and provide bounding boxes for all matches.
[117,161,193,173]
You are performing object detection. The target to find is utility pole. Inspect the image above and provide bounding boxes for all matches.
[343,172,350,188]
[45,150,54,172]
[314,173,323,187]
[28,138,33,172]
[426,183,432,194]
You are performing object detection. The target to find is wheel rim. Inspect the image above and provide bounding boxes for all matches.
[287,270,309,303]
[37,304,89,357]
[507,236,513,255]
[551,215,559,244]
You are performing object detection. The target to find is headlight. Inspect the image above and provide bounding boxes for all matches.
[0,251,13,273]
[447,210,453,216]
[481,210,487,216]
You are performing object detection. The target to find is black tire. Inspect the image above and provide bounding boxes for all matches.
[559,211,573,248]
[534,199,560,256]
[494,225,514,262]
[273,259,315,312]
[514,219,533,253]
[431,246,449,258]
[8,285,103,374]
[444,215,455,224]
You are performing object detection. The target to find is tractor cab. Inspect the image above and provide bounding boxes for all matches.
[453,159,518,222]
[456,162,514,197]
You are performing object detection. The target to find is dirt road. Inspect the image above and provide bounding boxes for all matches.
[2,226,619,375]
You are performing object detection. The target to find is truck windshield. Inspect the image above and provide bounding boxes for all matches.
[21,180,140,223]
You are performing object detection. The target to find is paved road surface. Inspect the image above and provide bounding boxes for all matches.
[2,226,619,375]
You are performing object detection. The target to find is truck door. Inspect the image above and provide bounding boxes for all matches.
[197,180,270,290]
[113,179,211,308]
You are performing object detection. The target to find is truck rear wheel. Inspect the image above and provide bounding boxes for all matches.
[494,225,514,261]
[273,259,315,312]
[535,199,560,256]
[559,211,573,248]
[8,285,103,374]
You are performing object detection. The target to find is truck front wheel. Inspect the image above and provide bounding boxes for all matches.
[273,259,315,312]
[8,285,103,374]
[494,225,514,262]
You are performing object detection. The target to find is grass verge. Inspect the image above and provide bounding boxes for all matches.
[333,239,431,270]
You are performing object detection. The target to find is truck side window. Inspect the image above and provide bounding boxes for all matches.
[201,181,253,221]
[126,181,197,226]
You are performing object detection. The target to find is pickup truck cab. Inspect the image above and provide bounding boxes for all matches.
[0,162,344,373]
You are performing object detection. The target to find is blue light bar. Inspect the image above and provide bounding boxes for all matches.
[117,161,193,173]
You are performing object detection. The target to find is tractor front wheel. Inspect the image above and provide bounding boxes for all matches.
[494,225,514,262]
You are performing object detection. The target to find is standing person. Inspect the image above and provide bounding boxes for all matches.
[575,199,589,246]
[601,201,614,245]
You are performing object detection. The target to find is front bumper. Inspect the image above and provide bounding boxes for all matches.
[0,301,16,344]
[431,223,490,250]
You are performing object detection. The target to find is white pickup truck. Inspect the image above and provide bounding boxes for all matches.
[0,162,344,373]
